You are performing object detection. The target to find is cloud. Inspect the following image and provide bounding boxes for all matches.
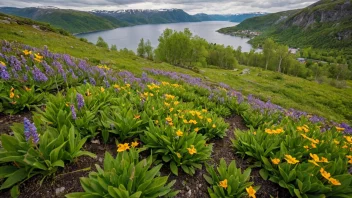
[0,0,319,14]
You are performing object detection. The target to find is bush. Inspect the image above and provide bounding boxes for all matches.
[204,158,259,198]
[66,149,179,198]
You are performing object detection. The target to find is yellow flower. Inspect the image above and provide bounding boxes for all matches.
[126,84,131,88]
[202,109,208,113]
[0,61,6,66]
[176,152,181,158]
[194,128,199,133]
[86,89,92,96]
[320,168,331,180]
[308,160,320,167]
[187,145,197,155]
[155,120,159,124]
[165,116,173,122]
[334,139,340,145]
[311,143,317,148]
[164,102,170,107]
[336,127,345,132]
[131,141,139,148]
[344,136,352,144]
[100,87,105,92]
[169,108,174,112]
[271,158,280,165]
[265,128,273,134]
[65,102,70,107]
[310,153,320,162]
[212,124,216,128]
[117,143,130,152]
[165,94,175,100]
[189,120,197,125]
[11,101,17,105]
[219,179,228,189]
[114,84,120,89]
[329,178,341,186]
[23,50,32,55]
[9,91,15,99]
[207,118,212,123]
[304,145,309,150]
[174,101,179,105]
[24,86,31,92]
[320,157,329,163]
[246,186,256,198]
[161,81,170,86]
[176,130,183,137]
[285,155,299,164]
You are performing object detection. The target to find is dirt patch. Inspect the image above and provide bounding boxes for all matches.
[0,111,32,135]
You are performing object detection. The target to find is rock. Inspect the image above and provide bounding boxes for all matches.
[98,157,103,163]
[91,139,100,144]
[32,25,42,31]
[55,187,65,195]
[240,68,250,75]
[233,68,239,71]
[0,20,10,24]
[186,190,192,197]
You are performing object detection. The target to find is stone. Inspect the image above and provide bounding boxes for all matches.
[0,20,10,24]
[55,187,65,195]
[186,190,192,197]
[240,68,250,75]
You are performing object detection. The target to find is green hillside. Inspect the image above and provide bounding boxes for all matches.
[0,7,124,33]
[218,0,352,50]
[0,13,351,122]
[92,9,200,25]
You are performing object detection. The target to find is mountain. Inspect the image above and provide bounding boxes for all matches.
[193,12,267,22]
[218,0,352,50]
[0,7,126,34]
[91,9,200,25]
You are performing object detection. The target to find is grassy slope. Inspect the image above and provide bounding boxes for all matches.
[0,22,351,122]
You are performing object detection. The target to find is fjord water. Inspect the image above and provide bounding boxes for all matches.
[76,21,253,52]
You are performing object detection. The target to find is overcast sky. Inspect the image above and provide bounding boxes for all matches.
[0,0,319,14]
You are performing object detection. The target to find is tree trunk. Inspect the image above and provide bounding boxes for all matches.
[278,57,283,73]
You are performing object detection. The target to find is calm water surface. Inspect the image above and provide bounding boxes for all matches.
[76,21,253,52]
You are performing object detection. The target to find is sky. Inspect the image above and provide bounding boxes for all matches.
[0,0,320,14]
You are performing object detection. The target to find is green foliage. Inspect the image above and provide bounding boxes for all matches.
[141,121,213,176]
[111,44,117,51]
[0,85,45,114]
[233,117,352,197]
[204,159,258,198]
[96,36,109,49]
[66,149,179,198]
[0,124,95,190]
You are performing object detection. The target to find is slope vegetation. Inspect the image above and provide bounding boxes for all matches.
[218,0,352,49]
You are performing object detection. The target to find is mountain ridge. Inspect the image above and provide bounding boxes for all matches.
[0,6,266,34]
[218,0,352,50]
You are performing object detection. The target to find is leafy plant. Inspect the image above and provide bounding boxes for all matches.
[204,158,259,198]
[0,120,95,190]
[66,149,179,198]
[141,121,213,176]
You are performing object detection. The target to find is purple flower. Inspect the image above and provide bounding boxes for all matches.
[89,77,96,86]
[0,66,10,80]
[9,56,22,71]
[76,93,84,110]
[70,105,77,120]
[32,66,48,82]
[42,61,55,76]
[23,118,39,144]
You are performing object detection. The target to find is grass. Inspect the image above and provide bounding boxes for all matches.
[1,21,351,122]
